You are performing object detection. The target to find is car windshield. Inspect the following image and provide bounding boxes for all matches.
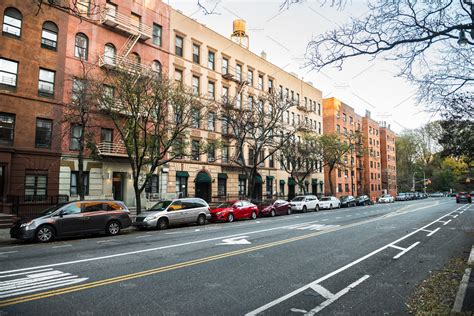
[320,197,331,201]
[292,197,305,202]
[356,196,365,199]
[383,195,391,198]
[40,203,69,216]
[340,196,349,200]
[150,200,172,211]
[217,202,235,208]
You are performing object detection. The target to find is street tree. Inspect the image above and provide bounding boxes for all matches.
[278,133,322,194]
[439,119,474,164]
[221,90,297,200]
[100,69,206,214]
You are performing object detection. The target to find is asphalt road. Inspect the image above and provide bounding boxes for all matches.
[0,198,472,315]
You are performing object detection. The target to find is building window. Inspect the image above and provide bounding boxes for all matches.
[146,174,159,197]
[152,60,162,77]
[174,69,183,84]
[238,178,247,196]
[345,183,349,192]
[222,57,228,74]
[77,0,90,15]
[105,1,117,19]
[0,58,18,88]
[70,124,82,150]
[337,183,342,193]
[266,178,273,198]
[176,176,188,198]
[207,112,216,131]
[72,78,85,102]
[41,22,58,50]
[153,23,162,46]
[0,113,15,145]
[258,74,263,90]
[222,86,229,103]
[236,93,242,108]
[268,79,273,93]
[191,107,200,129]
[191,140,200,161]
[25,174,47,198]
[208,51,215,70]
[104,43,116,65]
[35,118,52,149]
[74,33,89,60]
[207,143,216,162]
[70,171,89,196]
[192,76,200,96]
[269,154,274,168]
[279,181,285,196]
[175,36,183,57]
[248,96,254,111]
[208,81,215,100]
[236,64,242,81]
[38,68,55,97]
[222,145,229,163]
[218,178,226,197]
[192,43,200,64]
[2,7,22,38]
[247,69,253,86]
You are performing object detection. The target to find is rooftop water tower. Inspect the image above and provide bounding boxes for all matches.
[231,19,249,49]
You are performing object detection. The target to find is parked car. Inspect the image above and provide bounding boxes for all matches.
[396,193,408,201]
[430,192,444,197]
[258,199,291,217]
[456,192,472,203]
[210,200,258,222]
[290,195,320,213]
[133,198,210,230]
[10,200,131,242]
[340,195,357,207]
[356,195,372,206]
[318,196,341,210]
[378,194,394,203]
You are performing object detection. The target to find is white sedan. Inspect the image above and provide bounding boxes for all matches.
[378,194,394,203]
[318,196,341,209]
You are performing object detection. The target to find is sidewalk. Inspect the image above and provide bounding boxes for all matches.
[453,245,474,312]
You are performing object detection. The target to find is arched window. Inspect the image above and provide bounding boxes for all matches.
[130,52,141,64]
[41,22,58,50]
[2,7,22,37]
[74,33,89,60]
[104,43,116,65]
[152,60,162,76]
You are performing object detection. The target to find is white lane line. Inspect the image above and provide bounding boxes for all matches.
[135,235,153,239]
[321,219,328,221]
[52,245,72,249]
[388,245,405,251]
[336,217,341,219]
[443,219,452,226]
[0,251,18,256]
[453,215,458,218]
[96,240,115,244]
[0,269,53,279]
[0,277,88,299]
[427,227,440,237]
[310,284,333,300]
[245,205,463,315]
[393,242,420,260]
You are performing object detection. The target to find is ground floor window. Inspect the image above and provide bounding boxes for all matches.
[70,171,89,196]
[146,174,159,197]
[25,174,47,200]
[176,176,188,197]
[279,181,285,196]
[218,178,226,197]
[238,178,246,196]
[266,178,273,198]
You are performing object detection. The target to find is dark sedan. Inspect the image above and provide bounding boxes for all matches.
[340,195,357,207]
[456,192,472,203]
[356,195,372,206]
[258,199,291,217]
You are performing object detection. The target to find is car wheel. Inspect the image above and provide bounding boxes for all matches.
[36,225,54,243]
[250,211,257,220]
[302,206,307,213]
[315,205,320,212]
[338,203,341,209]
[106,221,121,236]
[227,213,234,222]
[287,207,292,215]
[271,209,276,217]
[197,214,206,226]
[330,203,333,210]
[156,218,169,230]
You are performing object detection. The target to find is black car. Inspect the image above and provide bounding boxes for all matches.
[456,192,472,203]
[340,195,357,207]
[356,195,372,206]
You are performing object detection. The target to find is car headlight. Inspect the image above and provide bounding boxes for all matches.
[145,215,158,221]
[20,221,33,228]
[216,211,224,215]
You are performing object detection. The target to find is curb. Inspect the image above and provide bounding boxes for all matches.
[452,245,474,313]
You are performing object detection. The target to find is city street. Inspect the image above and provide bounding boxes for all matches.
[0,198,472,315]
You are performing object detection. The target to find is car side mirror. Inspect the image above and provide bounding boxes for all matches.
[57,210,64,218]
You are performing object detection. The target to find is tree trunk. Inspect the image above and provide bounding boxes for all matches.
[133,179,142,215]
[328,166,335,196]
[78,129,85,201]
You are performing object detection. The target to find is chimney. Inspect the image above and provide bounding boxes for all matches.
[365,110,371,118]
[261,51,267,60]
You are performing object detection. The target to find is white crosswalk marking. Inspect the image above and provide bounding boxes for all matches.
[0,268,88,299]
[285,223,340,231]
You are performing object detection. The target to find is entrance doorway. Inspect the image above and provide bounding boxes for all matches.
[112,172,125,201]
[252,174,262,201]
[0,166,5,198]
[195,171,212,202]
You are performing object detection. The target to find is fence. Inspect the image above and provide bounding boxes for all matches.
[7,195,69,219]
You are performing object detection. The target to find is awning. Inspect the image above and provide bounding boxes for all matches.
[218,173,228,179]
[254,175,263,184]
[288,177,296,185]
[195,172,212,183]
[176,171,189,177]
[312,179,318,185]
[279,179,286,185]
[239,174,247,180]
[266,176,274,180]
[304,180,310,185]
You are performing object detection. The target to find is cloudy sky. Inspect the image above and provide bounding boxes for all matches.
[167,0,436,133]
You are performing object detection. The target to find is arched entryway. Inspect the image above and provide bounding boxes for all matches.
[251,174,263,201]
[195,171,212,203]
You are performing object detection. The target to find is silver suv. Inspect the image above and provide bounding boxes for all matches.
[290,195,320,212]
[133,198,211,230]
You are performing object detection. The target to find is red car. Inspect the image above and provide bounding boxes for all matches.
[258,199,291,217]
[210,200,259,222]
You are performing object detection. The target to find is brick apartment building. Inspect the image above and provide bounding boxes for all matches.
[323,97,397,200]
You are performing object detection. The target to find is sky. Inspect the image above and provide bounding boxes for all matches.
[166,0,436,133]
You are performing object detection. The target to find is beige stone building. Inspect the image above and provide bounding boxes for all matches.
[164,9,324,202]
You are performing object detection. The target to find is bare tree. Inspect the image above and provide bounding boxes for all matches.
[278,133,322,194]
[100,69,206,214]
[305,1,474,116]
[221,91,297,200]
